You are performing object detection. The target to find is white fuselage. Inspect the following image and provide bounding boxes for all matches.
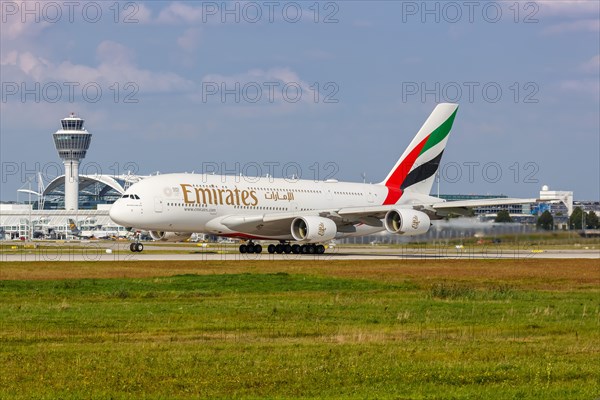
[109,173,436,240]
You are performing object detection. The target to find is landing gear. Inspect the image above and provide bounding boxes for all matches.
[301,244,325,254]
[267,242,294,254]
[267,242,326,255]
[129,242,144,252]
[239,242,262,254]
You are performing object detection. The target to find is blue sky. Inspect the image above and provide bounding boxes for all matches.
[1,0,598,201]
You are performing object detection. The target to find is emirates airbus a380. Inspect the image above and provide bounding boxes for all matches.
[110,103,540,254]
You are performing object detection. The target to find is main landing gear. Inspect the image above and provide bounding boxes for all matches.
[267,242,325,255]
[237,241,326,255]
[239,242,263,254]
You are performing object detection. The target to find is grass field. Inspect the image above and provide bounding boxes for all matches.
[1,259,598,399]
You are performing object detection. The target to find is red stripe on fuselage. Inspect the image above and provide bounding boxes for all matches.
[382,135,429,205]
[383,187,403,205]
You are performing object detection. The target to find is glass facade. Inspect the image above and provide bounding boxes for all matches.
[53,133,92,159]
[61,119,84,130]
[41,177,127,210]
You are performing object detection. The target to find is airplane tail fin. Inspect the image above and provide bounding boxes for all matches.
[68,219,80,235]
[380,103,458,203]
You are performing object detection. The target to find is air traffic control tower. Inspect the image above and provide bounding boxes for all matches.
[53,113,92,211]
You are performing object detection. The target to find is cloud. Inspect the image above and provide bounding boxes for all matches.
[96,41,135,66]
[134,3,153,23]
[143,1,322,25]
[536,1,599,35]
[579,55,600,74]
[543,19,600,35]
[0,0,52,41]
[1,41,194,94]
[560,79,600,99]
[155,2,204,24]
[202,67,310,93]
[536,0,600,17]
[195,67,331,116]
[177,28,202,53]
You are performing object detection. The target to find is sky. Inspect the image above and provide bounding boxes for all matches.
[1,0,599,202]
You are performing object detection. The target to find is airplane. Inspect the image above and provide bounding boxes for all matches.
[67,219,123,240]
[110,103,546,254]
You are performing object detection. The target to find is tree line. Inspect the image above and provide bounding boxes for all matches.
[494,207,599,231]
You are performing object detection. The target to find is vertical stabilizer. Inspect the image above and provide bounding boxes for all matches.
[381,103,458,204]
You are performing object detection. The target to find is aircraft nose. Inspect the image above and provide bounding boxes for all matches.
[109,202,130,227]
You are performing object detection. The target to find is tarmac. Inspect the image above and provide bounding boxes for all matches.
[1,242,598,262]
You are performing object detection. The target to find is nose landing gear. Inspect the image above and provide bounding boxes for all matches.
[129,242,144,252]
[129,232,144,252]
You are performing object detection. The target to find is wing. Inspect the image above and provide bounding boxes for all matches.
[209,197,551,239]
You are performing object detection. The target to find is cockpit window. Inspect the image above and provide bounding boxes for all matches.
[133,195,140,199]
[122,194,130,198]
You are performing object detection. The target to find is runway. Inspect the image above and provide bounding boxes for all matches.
[1,242,598,262]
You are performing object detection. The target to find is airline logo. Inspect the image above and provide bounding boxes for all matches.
[411,215,420,230]
[180,184,258,206]
[318,222,326,236]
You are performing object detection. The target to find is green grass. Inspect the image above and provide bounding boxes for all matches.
[1,268,598,399]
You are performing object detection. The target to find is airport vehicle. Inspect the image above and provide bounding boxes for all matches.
[110,103,542,254]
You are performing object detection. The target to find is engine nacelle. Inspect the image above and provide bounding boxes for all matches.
[384,209,430,236]
[291,216,337,243]
[149,231,192,242]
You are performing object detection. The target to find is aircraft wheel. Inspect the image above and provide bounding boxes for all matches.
[239,244,247,254]
[275,244,284,254]
[254,244,262,254]
[135,243,144,252]
[130,243,136,252]
[247,244,255,253]
[308,245,316,254]
[316,245,325,254]
[291,244,300,254]
[301,245,308,254]
[268,244,276,254]
[284,244,292,254]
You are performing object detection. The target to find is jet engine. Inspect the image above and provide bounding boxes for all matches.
[291,216,337,243]
[148,231,192,242]
[383,209,430,236]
